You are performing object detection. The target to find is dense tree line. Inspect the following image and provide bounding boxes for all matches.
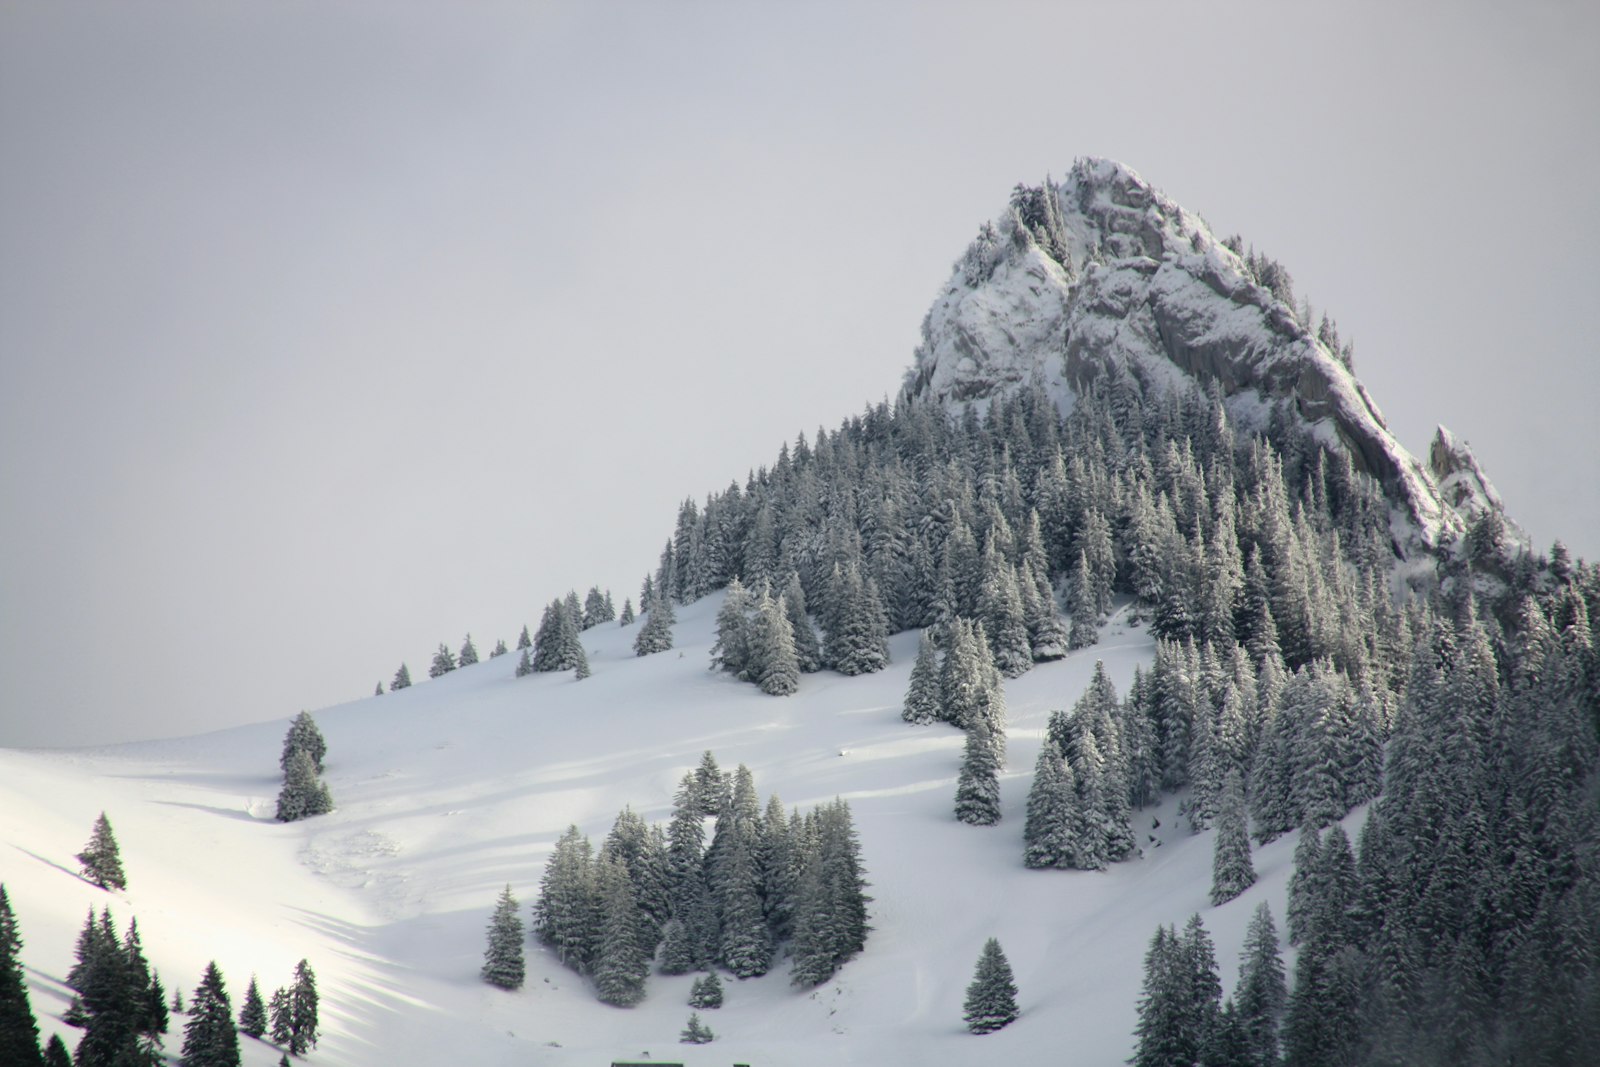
[527,752,870,1006]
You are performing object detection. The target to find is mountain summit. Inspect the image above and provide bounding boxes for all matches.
[902,158,1509,559]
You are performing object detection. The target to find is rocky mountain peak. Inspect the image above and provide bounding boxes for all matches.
[902,158,1507,560]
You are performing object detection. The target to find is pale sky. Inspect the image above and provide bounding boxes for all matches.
[2,2,1596,748]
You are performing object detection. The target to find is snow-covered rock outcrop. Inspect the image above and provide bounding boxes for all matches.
[903,158,1506,559]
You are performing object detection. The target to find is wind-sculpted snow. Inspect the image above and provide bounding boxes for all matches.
[906,157,1509,557]
[0,596,1327,1066]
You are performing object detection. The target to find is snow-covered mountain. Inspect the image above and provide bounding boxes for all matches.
[1,598,1315,1066]
[903,158,1513,558]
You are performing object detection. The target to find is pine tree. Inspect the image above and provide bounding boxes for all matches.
[275,748,332,822]
[753,593,800,696]
[267,988,289,1046]
[516,624,532,650]
[374,681,383,696]
[236,977,265,1039]
[428,642,456,678]
[679,1012,714,1044]
[902,632,941,725]
[286,961,317,1056]
[171,986,184,1014]
[687,972,723,1009]
[490,638,508,658]
[619,598,635,626]
[0,885,44,1067]
[1023,741,1079,869]
[458,634,479,666]
[43,1035,70,1067]
[1069,549,1099,650]
[963,938,1019,1034]
[181,963,238,1067]
[783,572,822,673]
[278,711,327,775]
[633,591,674,656]
[591,858,648,1008]
[1210,769,1256,906]
[954,715,1003,826]
[709,578,753,679]
[1286,827,1322,947]
[480,885,525,990]
[515,647,534,678]
[1234,903,1286,1067]
[76,814,126,892]
[391,662,411,690]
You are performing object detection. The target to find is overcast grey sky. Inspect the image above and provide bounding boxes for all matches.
[2,2,1596,748]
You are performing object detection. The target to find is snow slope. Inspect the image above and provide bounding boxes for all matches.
[1,597,1330,1066]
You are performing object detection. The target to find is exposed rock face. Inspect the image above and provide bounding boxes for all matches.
[903,158,1506,558]
[1430,425,1523,540]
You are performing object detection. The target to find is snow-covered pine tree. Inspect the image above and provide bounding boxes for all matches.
[753,593,800,696]
[962,938,1019,1034]
[275,748,332,822]
[783,572,822,673]
[1210,769,1256,906]
[977,540,1032,678]
[954,714,1002,826]
[590,857,648,1007]
[1286,826,1321,947]
[391,662,411,690]
[514,647,533,677]
[278,711,327,775]
[687,972,723,1009]
[679,1012,714,1044]
[1234,902,1286,1067]
[480,885,525,990]
[901,631,941,725]
[236,976,266,1040]
[181,962,239,1067]
[633,591,674,656]
[429,642,456,678]
[533,825,597,974]
[286,960,318,1056]
[709,577,753,679]
[76,812,127,891]
[458,634,478,667]
[0,885,43,1067]
[619,597,635,626]
[582,586,614,629]
[1069,548,1099,650]
[490,638,507,658]
[516,624,532,650]
[1022,741,1079,869]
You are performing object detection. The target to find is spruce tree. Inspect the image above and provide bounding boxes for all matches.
[480,885,525,991]
[275,748,332,823]
[783,572,823,673]
[181,963,238,1067]
[753,593,800,696]
[1234,902,1286,1067]
[391,663,411,690]
[954,715,1003,826]
[237,977,266,1039]
[590,859,648,1008]
[458,634,478,667]
[516,624,532,650]
[619,598,635,626]
[514,647,533,678]
[1210,769,1256,906]
[0,885,43,1067]
[679,1012,714,1044]
[278,711,327,775]
[633,591,674,656]
[902,632,941,725]
[267,988,289,1046]
[1023,742,1078,869]
[43,1035,70,1067]
[963,937,1019,1034]
[709,578,753,679]
[76,813,127,891]
[428,642,456,678]
[490,638,508,658]
[286,961,317,1056]
[687,971,723,1009]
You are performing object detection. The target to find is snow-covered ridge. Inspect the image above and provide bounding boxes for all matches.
[903,157,1508,558]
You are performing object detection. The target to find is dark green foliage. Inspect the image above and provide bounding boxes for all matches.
[180,962,238,1067]
[688,972,723,1009]
[679,1012,714,1044]
[789,799,871,988]
[1210,770,1256,906]
[428,642,456,678]
[286,961,317,1056]
[632,591,674,655]
[43,1034,70,1067]
[963,938,1018,1034]
[236,977,265,1039]
[953,715,1002,826]
[76,814,126,892]
[1234,903,1286,1066]
[391,662,411,690]
[1133,916,1222,1067]
[275,748,332,823]
[0,885,44,1067]
[591,858,649,1007]
[267,988,289,1046]
[458,634,478,667]
[279,711,327,775]
[480,885,525,990]
[69,909,164,1067]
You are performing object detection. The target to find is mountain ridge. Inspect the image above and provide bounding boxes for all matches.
[902,157,1512,562]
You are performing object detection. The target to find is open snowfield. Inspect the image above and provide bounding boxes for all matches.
[2,595,1319,1065]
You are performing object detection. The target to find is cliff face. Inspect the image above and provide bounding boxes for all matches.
[903,158,1509,558]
